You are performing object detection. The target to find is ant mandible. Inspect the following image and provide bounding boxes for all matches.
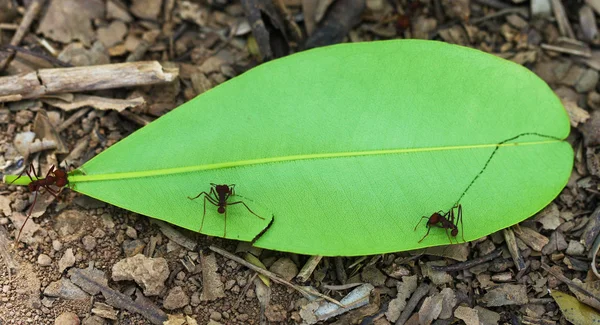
[414,204,464,244]
[188,183,264,237]
[8,163,69,242]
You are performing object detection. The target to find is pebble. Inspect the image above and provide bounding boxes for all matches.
[125,226,137,239]
[58,248,76,273]
[82,235,97,251]
[269,257,298,282]
[82,315,107,325]
[15,110,34,125]
[163,286,189,310]
[190,292,200,307]
[52,240,63,251]
[122,239,145,257]
[54,312,80,325]
[2,285,9,293]
[112,254,169,296]
[37,254,52,266]
[92,229,106,238]
[210,311,222,321]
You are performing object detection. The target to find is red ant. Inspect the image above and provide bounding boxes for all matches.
[188,183,264,237]
[414,204,464,244]
[8,163,69,242]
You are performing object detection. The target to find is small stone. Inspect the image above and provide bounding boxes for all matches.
[237,314,249,321]
[15,110,34,125]
[190,292,200,307]
[69,267,108,295]
[58,248,76,273]
[183,305,193,315]
[361,265,387,287]
[97,21,127,48]
[54,312,80,325]
[163,286,189,310]
[130,0,161,20]
[125,226,137,239]
[92,229,106,238]
[207,321,222,325]
[82,315,107,325]
[481,284,528,306]
[52,240,63,251]
[112,254,169,296]
[82,235,97,251]
[265,304,287,322]
[200,253,225,301]
[565,240,585,256]
[2,285,9,293]
[210,311,222,321]
[576,69,599,93]
[122,239,145,257]
[269,257,298,282]
[44,278,89,300]
[38,254,52,266]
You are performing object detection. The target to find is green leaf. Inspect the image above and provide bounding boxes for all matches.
[15,40,574,256]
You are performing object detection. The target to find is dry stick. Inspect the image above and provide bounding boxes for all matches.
[0,61,178,102]
[57,108,92,133]
[0,0,45,71]
[541,263,600,307]
[550,0,575,39]
[430,248,503,272]
[209,245,345,307]
[394,282,431,325]
[296,255,323,282]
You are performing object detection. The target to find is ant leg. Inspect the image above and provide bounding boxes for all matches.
[229,184,236,196]
[228,201,265,220]
[16,190,38,243]
[418,225,432,243]
[414,216,429,231]
[188,191,211,201]
[457,205,465,242]
[198,195,219,233]
[223,207,227,237]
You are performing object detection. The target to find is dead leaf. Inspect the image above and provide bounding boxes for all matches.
[37,0,105,46]
[454,306,480,325]
[562,99,591,127]
[551,290,600,325]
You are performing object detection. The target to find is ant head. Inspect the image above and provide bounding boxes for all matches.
[218,207,225,214]
[451,228,458,236]
[214,184,229,193]
[53,169,67,178]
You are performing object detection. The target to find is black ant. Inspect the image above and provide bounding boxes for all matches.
[8,163,69,242]
[188,183,264,237]
[414,204,464,244]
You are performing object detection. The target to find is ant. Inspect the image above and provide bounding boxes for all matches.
[8,163,69,243]
[188,183,264,237]
[414,204,464,244]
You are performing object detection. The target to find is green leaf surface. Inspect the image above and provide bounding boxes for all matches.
[28,40,576,255]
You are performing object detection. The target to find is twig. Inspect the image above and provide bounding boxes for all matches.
[57,108,91,132]
[0,61,178,102]
[430,248,503,272]
[541,263,600,308]
[296,255,323,282]
[395,282,431,325]
[234,273,258,309]
[209,245,345,307]
[471,8,529,25]
[590,233,600,278]
[323,283,364,291]
[0,0,45,72]
[541,44,592,58]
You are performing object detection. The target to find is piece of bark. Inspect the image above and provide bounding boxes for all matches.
[42,95,145,112]
[513,226,549,251]
[303,0,365,49]
[0,61,178,102]
[296,256,323,282]
[241,0,290,60]
[503,228,526,270]
[68,268,167,324]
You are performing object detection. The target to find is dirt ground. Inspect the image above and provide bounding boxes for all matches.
[1,0,600,324]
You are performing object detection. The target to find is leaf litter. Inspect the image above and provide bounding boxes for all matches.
[0,0,600,324]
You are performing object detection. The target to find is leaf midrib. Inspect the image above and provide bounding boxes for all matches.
[68,139,561,183]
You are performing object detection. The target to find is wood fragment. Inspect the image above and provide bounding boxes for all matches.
[57,108,91,132]
[395,282,431,325]
[551,0,576,38]
[151,220,197,251]
[209,245,345,307]
[42,95,145,112]
[0,61,178,102]
[541,44,592,58]
[541,263,600,310]
[296,255,323,282]
[0,0,45,71]
[503,228,526,270]
[513,226,549,251]
[430,248,503,272]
